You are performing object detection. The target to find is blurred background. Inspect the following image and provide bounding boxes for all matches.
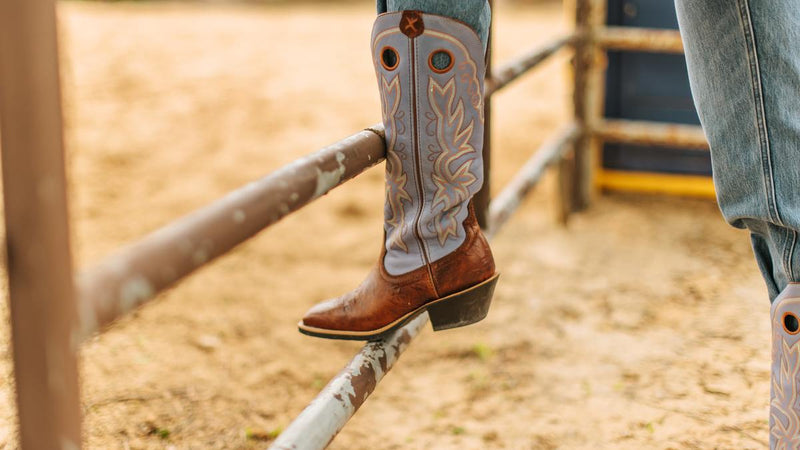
[0,0,770,448]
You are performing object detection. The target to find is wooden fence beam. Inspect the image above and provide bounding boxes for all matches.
[597,26,684,54]
[594,119,708,149]
[572,0,607,211]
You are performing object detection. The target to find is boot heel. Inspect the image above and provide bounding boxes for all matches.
[427,274,499,331]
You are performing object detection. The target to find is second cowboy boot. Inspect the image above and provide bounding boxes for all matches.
[771,283,800,449]
[298,11,499,340]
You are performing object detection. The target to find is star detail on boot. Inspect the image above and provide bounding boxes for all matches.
[399,11,424,39]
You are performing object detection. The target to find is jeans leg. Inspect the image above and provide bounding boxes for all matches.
[376,0,490,49]
[675,0,800,300]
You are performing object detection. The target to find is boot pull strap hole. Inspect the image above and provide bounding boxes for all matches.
[784,312,800,334]
[429,49,454,73]
[381,47,399,71]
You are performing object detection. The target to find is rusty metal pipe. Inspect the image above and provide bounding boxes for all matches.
[488,123,581,237]
[485,34,577,96]
[594,119,708,149]
[77,126,386,340]
[596,26,684,54]
[270,313,428,450]
[0,0,83,446]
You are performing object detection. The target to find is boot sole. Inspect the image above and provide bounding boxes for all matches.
[297,273,499,341]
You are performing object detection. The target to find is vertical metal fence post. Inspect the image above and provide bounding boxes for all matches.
[475,0,494,230]
[0,0,83,448]
[572,0,606,211]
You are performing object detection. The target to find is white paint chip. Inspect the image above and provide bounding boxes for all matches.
[119,276,154,313]
[312,152,347,199]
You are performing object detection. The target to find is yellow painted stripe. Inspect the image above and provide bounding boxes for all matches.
[596,170,716,199]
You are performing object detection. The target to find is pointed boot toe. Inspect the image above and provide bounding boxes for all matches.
[299,298,344,331]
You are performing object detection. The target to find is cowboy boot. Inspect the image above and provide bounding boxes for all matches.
[298,10,499,340]
[771,283,800,448]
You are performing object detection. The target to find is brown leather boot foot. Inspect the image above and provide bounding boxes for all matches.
[299,205,498,341]
[298,273,498,341]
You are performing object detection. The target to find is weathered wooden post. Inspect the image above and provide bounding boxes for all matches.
[0,0,83,448]
[556,152,576,225]
[572,0,607,210]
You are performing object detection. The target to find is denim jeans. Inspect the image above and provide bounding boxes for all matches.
[675,1,800,301]
[376,0,491,49]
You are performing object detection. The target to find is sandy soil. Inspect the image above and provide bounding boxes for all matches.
[0,1,773,448]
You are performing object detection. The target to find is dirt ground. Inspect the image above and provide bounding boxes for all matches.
[0,0,774,448]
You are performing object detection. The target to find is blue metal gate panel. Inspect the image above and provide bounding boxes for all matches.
[603,0,708,175]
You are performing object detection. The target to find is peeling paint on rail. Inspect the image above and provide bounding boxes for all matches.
[269,314,428,450]
[313,152,347,199]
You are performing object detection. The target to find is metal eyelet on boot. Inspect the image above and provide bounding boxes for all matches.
[783,311,800,334]
[428,49,454,73]
[380,46,399,71]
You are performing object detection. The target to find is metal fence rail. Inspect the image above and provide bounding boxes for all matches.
[78,126,386,339]
[0,0,711,448]
[488,123,581,237]
[485,34,576,95]
[0,0,82,448]
[271,313,429,450]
